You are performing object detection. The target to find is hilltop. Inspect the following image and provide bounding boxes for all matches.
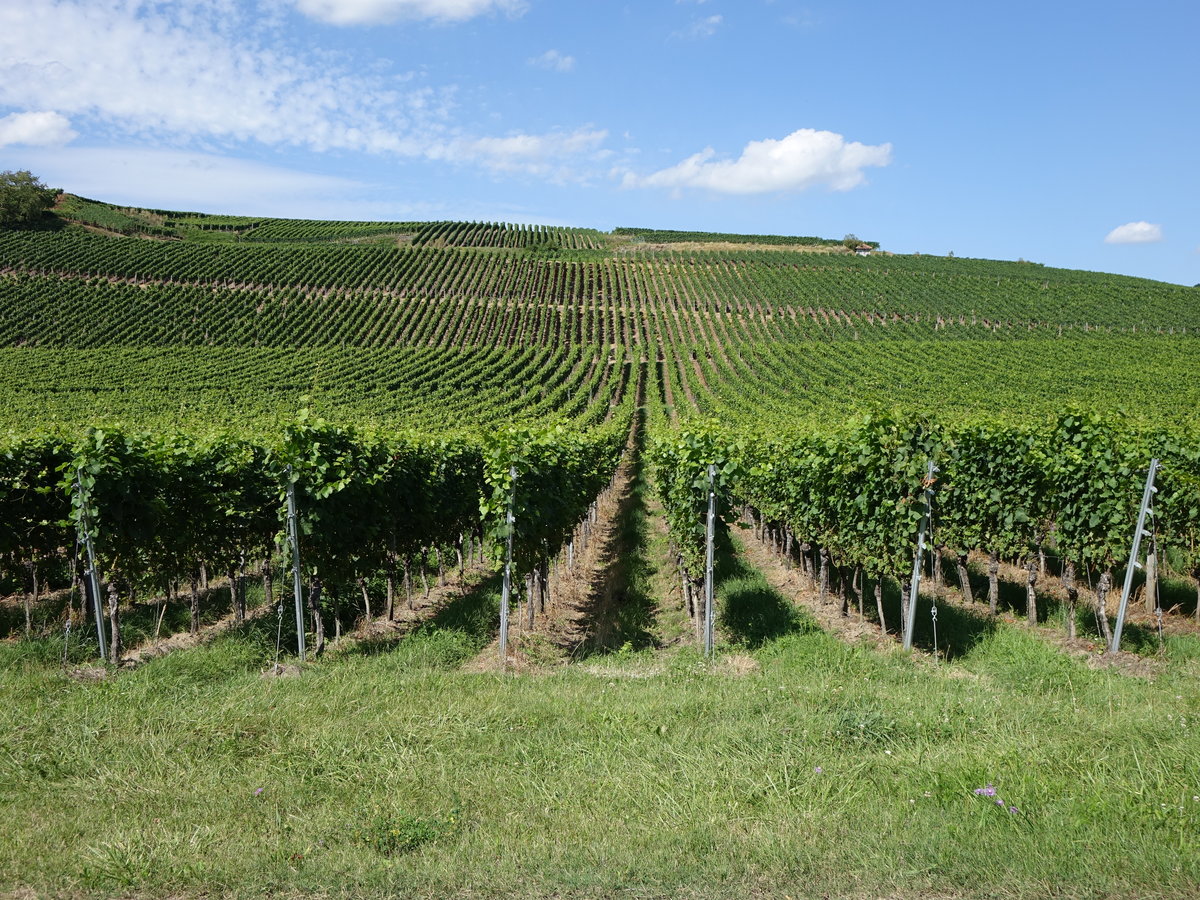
[48,194,866,252]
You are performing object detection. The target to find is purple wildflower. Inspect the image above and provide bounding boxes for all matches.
[995,798,1005,807]
[973,784,996,797]
[1008,806,1019,814]
[254,787,264,796]
[813,766,823,774]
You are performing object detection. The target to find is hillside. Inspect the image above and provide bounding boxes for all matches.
[2,199,1198,433]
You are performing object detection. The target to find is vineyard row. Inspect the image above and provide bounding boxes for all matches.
[651,414,1200,643]
[2,231,1194,330]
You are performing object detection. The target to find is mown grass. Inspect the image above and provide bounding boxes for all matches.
[3,548,1200,899]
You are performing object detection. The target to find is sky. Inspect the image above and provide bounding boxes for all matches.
[0,0,1197,285]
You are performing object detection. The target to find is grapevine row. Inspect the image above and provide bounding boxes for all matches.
[3,230,1194,331]
[1,406,633,657]
[651,415,1200,640]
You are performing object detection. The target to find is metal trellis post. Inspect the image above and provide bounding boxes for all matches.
[499,465,517,667]
[76,469,107,661]
[285,465,306,662]
[903,461,937,652]
[1110,458,1160,655]
[704,464,717,657]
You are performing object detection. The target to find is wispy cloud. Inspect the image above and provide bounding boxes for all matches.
[0,2,606,180]
[1104,221,1163,244]
[623,128,891,195]
[529,49,575,73]
[0,110,76,147]
[436,128,608,181]
[781,9,818,28]
[0,2,437,154]
[673,14,723,39]
[27,147,364,215]
[290,0,528,26]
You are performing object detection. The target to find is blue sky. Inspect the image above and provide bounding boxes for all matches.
[1,0,1196,285]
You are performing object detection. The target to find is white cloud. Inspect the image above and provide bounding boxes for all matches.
[0,2,605,179]
[291,0,527,25]
[29,146,364,215]
[623,128,892,195]
[529,49,575,73]
[1104,221,1163,244]
[0,110,76,147]
[673,14,723,39]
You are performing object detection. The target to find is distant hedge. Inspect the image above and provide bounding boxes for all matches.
[614,227,878,249]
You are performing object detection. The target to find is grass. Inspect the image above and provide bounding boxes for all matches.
[715,527,813,648]
[4,533,1200,898]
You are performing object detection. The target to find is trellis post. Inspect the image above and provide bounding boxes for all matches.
[499,465,517,667]
[75,468,107,661]
[285,465,306,661]
[903,461,937,652]
[1111,458,1160,654]
[703,464,717,657]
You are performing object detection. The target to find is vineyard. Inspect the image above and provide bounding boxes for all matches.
[3,198,1200,899]
[5,198,1200,649]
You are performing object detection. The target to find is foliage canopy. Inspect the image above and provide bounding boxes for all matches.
[0,171,59,227]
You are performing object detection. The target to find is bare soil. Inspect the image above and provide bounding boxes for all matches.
[467,436,644,673]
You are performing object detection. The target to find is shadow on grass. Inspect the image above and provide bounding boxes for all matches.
[0,590,74,639]
[935,565,1178,660]
[875,578,997,661]
[0,629,101,669]
[4,579,263,653]
[1160,576,1200,619]
[948,565,1058,627]
[119,582,240,648]
[972,556,1199,642]
[343,572,502,664]
[990,577,1048,622]
[573,429,662,659]
[716,526,814,649]
[594,470,661,654]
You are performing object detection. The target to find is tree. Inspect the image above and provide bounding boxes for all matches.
[842,233,861,250]
[0,170,59,227]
